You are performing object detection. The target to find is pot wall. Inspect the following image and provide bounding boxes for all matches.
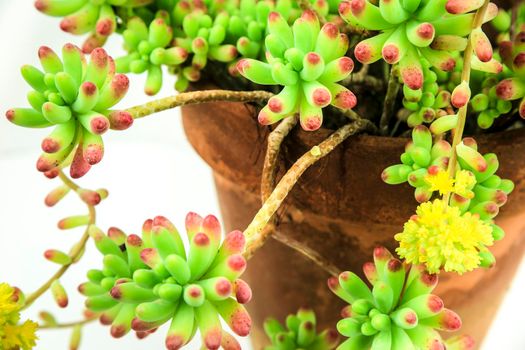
[181,100,525,349]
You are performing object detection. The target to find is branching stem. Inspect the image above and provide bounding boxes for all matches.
[22,171,96,310]
[39,316,97,330]
[127,90,273,119]
[261,116,299,202]
[244,119,369,252]
[444,0,491,204]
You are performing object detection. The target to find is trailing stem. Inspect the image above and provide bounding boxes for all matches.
[39,316,98,330]
[22,171,96,310]
[273,231,340,277]
[261,116,299,202]
[244,119,370,252]
[444,0,491,204]
[126,90,274,119]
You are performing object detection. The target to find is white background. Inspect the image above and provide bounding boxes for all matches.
[0,2,524,350]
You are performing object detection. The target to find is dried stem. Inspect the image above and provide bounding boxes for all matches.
[261,116,299,202]
[22,171,96,310]
[444,0,491,204]
[39,316,97,330]
[244,119,369,250]
[379,66,400,135]
[344,65,385,91]
[273,231,340,277]
[127,90,274,119]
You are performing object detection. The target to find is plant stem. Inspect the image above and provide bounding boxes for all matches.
[444,0,491,204]
[379,66,400,135]
[126,90,273,119]
[261,116,299,202]
[244,119,369,248]
[39,316,97,330]
[273,231,340,277]
[22,171,96,310]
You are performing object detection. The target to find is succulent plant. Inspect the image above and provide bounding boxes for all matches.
[339,0,498,90]
[382,125,513,208]
[402,62,451,127]
[79,213,251,349]
[238,11,356,131]
[328,247,462,349]
[116,11,189,95]
[174,10,239,91]
[470,75,513,129]
[263,309,339,350]
[5,44,132,178]
[496,31,525,118]
[34,0,154,53]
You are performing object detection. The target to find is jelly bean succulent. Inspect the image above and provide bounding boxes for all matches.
[6,44,132,178]
[263,309,339,350]
[339,0,498,90]
[116,12,189,95]
[79,213,251,349]
[329,247,462,349]
[238,10,356,130]
[382,126,513,273]
[34,0,154,53]
[496,32,525,118]
[4,0,525,349]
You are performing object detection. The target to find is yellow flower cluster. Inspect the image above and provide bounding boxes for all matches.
[425,169,476,198]
[0,283,38,350]
[395,199,494,274]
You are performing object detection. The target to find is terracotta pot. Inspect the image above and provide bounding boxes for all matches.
[181,99,525,348]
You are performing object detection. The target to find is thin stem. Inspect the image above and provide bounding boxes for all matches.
[379,66,400,135]
[273,231,340,277]
[39,316,97,330]
[443,0,491,204]
[261,116,299,202]
[22,171,96,310]
[244,119,369,249]
[126,90,273,119]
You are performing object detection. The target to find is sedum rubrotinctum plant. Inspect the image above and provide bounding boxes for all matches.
[1,0,523,349]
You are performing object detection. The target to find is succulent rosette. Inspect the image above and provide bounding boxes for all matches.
[116,11,189,95]
[382,126,513,251]
[34,0,154,53]
[79,213,251,350]
[6,44,132,178]
[496,31,525,117]
[329,247,462,349]
[238,11,356,131]
[173,10,238,91]
[338,0,499,90]
[263,309,339,350]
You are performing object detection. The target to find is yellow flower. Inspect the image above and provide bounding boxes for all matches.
[0,284,19,325]
[395,199,494,274]
[0,283,38,350]
[454,170,476,199]
[1,321,38,350]
[425,169,454,196]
